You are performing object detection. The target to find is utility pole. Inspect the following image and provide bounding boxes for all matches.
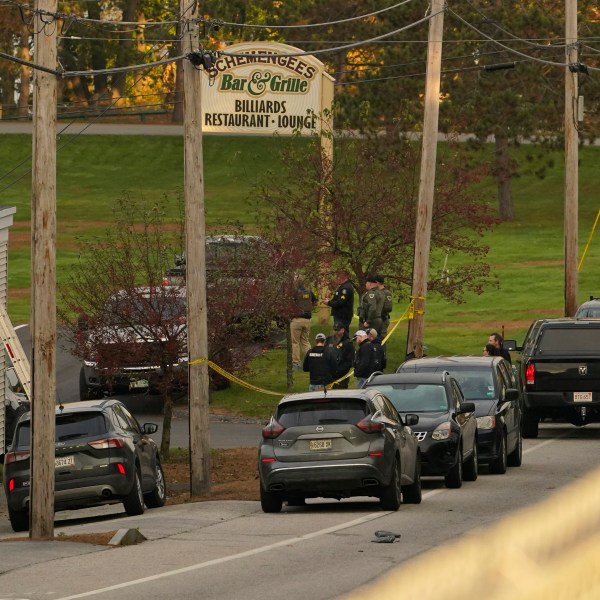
[30,0,58,537]
[181,0,211,495]
[406,0,444,358]
[564,0,578,316]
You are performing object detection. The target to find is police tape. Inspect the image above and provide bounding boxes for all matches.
[188,298,416,395]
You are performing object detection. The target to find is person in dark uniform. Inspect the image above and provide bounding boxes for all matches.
[324,270,355,332]
[303,333,338,391]
[353,330,375,388]
[375,274,393,339]
[359,275,384,337]
[488,332,511,364]
[367,328,387,373]
[326,321,356,389]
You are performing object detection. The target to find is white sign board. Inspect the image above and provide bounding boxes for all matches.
[202,42,334,136]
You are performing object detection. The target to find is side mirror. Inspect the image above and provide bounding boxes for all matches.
[142,423,158,435]
[505,388,519,402]
[404,413,419,426]
[459,402,476,414]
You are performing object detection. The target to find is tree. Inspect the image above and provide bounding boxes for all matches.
[255,128,499,307]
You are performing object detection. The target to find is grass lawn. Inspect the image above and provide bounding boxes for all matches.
[1,132,599,418]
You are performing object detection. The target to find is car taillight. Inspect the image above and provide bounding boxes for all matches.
[88,438,125,450]
[8,479,16,492]
[116,463,126,475]
[4,450,30,465]
[356,416,385,434]
[262,420,285,439]
[526,363,535,385]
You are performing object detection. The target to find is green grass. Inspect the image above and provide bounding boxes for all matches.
[1,133,599,418]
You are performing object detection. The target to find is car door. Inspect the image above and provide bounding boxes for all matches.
[452,380,476,459]
[375,394,416,484]
[497,360,519,452]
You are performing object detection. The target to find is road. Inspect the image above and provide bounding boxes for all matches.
[0,422,598,599]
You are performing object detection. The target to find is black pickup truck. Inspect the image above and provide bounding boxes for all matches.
[516,318,600,438]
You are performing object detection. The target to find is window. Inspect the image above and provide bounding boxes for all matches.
[277,399,369,427]
[16,412,108,448]
[371,384,448,413]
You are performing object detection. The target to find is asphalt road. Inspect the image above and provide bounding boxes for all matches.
[1,422,599,599]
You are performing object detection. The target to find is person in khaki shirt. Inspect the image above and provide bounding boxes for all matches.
[359,274,384,337]
[291,281,317,369]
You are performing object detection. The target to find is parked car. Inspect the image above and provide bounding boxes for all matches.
[3,398,166,532]
[258,388,422,512]
[364,371,478,488]
[78,286,188,400]
[575,296,600,319]
[397,356,523,473]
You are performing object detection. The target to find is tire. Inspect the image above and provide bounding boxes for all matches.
[260,486,283,513]
[445,449,463,489]
[522,411,539,439]
[8,506,29,532]
[380,459,402,511]
[402,459,422,504]
[489,432,508,474]
[507,429,523,467]
[144,461,167,508]
[123,469,145,516]
[463,441,479,482]
[79,367,91,401]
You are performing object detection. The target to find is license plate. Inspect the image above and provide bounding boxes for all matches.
[574,392,592,402]
[129,379,149,390]
[55,455,75,468]
[309,439,332,451]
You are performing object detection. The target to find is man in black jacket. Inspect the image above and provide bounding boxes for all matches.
[303,333,338,391]
[326,322,356,389]
[324,270,355,332]
[353,330,375,388]
[367,328,387,374]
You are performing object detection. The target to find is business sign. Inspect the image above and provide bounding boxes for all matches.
[201,42,334,136]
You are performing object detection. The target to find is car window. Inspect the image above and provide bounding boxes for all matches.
[277,399,369,427]
[368,383,448,413]
[112,405,140,434]
[498,360,517,388]
[451,381,463,408]
[445,368,495,400]
[536,327,600,355]
[374,394,399,422]
[13,412,108,449]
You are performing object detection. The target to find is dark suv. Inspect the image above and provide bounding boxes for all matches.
[397,356,522,474]
[258,389,422,512]
[364,371,478,488]
[3,398,166,532]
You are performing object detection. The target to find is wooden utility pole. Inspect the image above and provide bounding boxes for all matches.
[406,0,444,358]
[181,0,211,495]
[30,0,58,537]
[564,0,578,316]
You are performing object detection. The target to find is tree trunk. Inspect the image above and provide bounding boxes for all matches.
[495,134,515,221]
[112,0,138,99]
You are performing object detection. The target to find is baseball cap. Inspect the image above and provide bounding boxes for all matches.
[353,330,367,339]
[366,274,378,283]
[333,321,345,330]
[315,333,327,341]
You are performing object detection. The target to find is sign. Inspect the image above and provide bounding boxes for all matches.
[201,42,334,136]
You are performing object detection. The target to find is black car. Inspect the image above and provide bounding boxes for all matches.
[258,388,422,513]
[364,371,478,488]
[3,398,166,532]
[397,356,522,474]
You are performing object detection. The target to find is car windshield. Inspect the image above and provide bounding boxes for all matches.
[371,384,448,413]
[277,399,369,427]
[14,412,108,448]
[406,367,496,400]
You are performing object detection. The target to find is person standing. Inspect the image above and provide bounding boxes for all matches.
[291,281,317,370]
[367,328,387,373]
[326,321,356,389]
[488,332,511,363]
[353,330,375,388]
[324,270,355,332]
[359,275,384,337]
[375,274,393,339]
[303,333,338,391]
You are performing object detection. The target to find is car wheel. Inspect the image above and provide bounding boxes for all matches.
[463,441,478,482]
[123,469,145,516]
[380,458,401,511]
[260,486,283,513]
[522,411,539,439]
[402,459,422,504]
[8,506,29,532]
[445,449,463,488]
[144,461,167,508]
[79,367,91,401]
[489,432,508,474]
[507,429,523,467]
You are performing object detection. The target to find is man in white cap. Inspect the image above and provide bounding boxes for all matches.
[352,330,374,388]
[303,332,338,391]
